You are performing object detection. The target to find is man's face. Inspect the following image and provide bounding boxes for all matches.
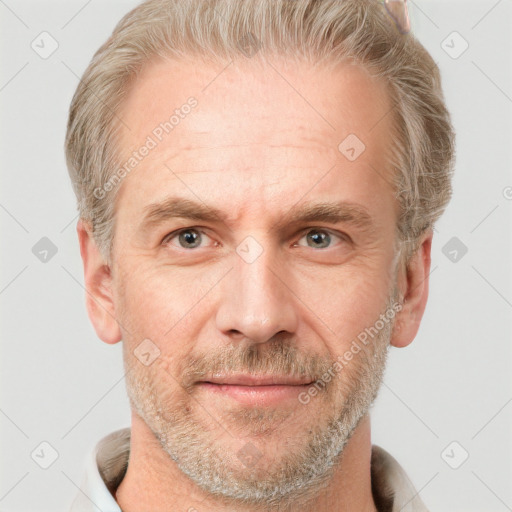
[110,56,401,504]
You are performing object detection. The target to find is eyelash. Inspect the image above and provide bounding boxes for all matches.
[161,227,349,250]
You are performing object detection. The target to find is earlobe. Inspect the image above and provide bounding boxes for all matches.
[390,230,433,348]
[77,220,122,345]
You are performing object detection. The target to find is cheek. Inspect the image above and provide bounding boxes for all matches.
[125,351,188,416]
[116,280,171,338]
[302,262,395,354]
[113,261,219,352]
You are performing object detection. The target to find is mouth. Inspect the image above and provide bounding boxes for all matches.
[202,373,315,386]
[196,374,315,406]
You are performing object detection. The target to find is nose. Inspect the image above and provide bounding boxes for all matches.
[215,241,299,345]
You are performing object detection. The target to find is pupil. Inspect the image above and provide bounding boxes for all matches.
[309,231,329,248]
[180,230,200,248]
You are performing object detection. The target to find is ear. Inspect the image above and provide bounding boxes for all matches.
[390,229,433,348]
[77,219,122,345]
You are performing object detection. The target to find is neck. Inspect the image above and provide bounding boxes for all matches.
[115,413,378,512]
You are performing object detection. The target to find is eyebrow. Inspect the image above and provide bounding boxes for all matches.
[138,196,375,235]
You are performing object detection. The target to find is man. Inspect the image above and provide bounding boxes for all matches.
[65,0,455,510]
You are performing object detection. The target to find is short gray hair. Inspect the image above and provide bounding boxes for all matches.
[65,0,455,263]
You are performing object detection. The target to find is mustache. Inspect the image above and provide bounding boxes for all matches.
[181,339,334,390]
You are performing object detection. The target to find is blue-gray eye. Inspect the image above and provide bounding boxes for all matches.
[177,229,202,248]
[305,230,332,249]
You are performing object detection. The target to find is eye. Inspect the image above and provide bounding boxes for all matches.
[295,229,347,249]
[162,228,215,250]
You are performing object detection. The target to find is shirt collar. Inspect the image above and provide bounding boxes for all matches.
[69,427,429,512]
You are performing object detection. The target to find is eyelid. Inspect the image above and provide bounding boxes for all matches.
[162,227,214,248]
[295,227,351,245]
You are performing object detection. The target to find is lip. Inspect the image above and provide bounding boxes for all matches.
[196,374,315,406]
[201,373,314,386]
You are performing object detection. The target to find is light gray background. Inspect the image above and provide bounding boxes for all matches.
[1,1,511,511]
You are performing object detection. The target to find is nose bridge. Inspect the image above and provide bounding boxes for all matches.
[215,236,298,343]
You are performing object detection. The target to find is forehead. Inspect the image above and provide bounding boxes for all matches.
[119,54,393,144]
[114,55,398,225]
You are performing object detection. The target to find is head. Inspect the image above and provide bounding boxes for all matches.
[66,0,455,508]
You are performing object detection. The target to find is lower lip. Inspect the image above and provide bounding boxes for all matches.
[198,382,312,406]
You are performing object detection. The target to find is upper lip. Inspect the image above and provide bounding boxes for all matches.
[201,374,314,386]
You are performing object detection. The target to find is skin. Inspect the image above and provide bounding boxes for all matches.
[78,54,432,512]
